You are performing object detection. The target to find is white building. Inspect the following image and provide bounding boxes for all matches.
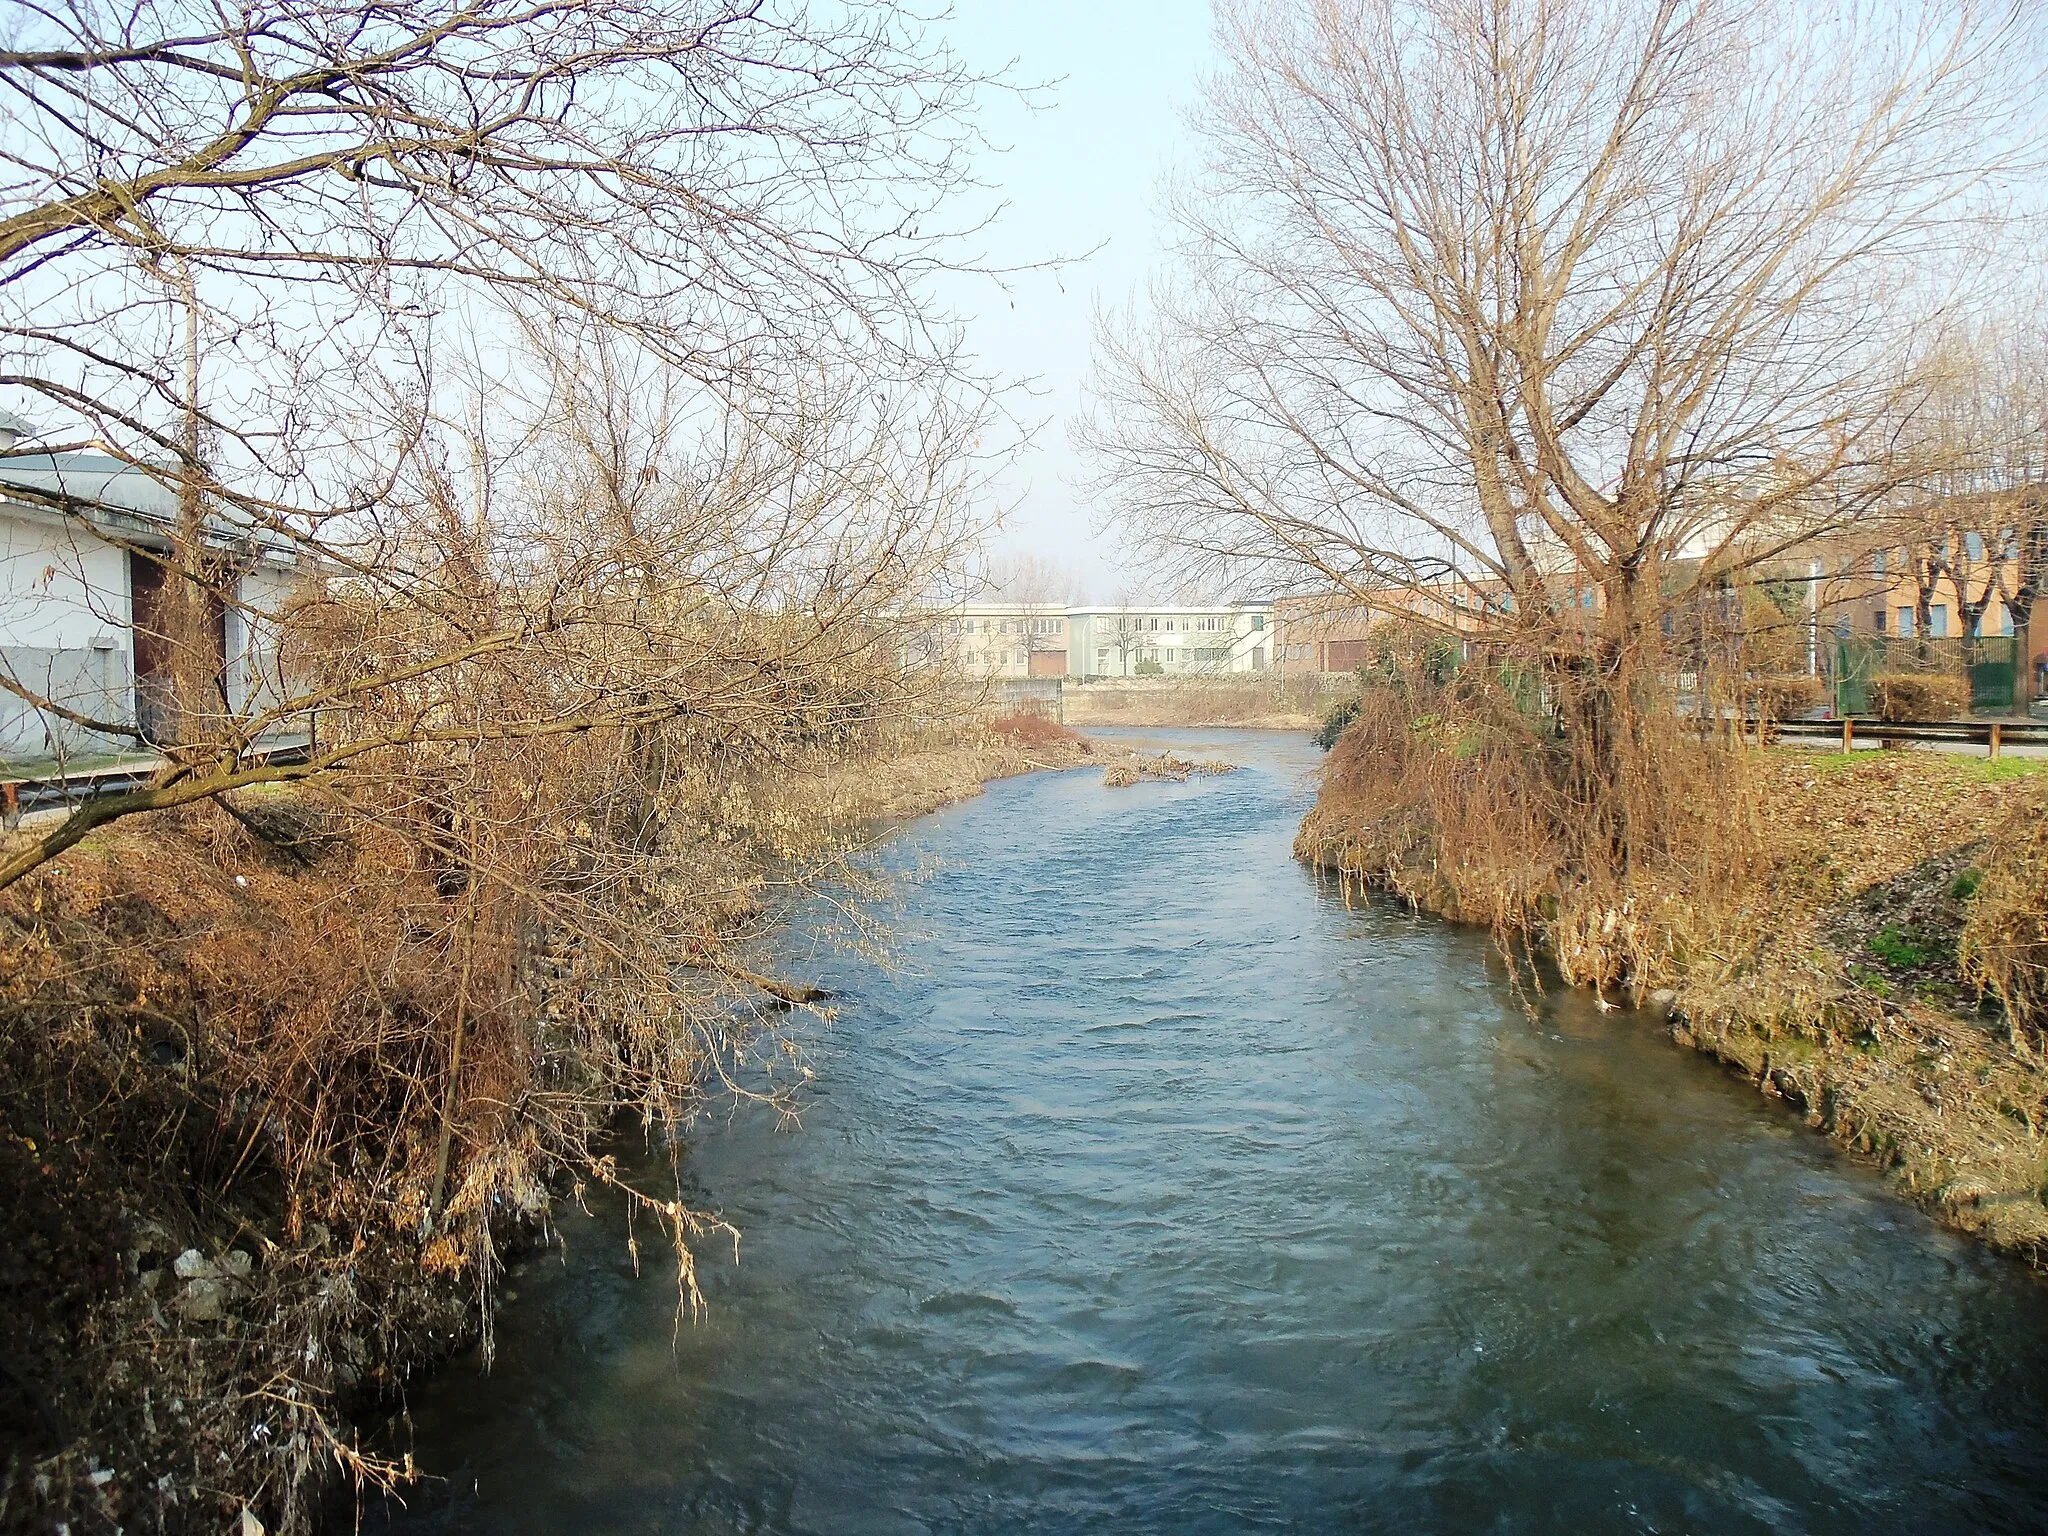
[936,603,1072,679]
[1065,601,1272,679]
[0,415,302,762]
[922,599,1277,680]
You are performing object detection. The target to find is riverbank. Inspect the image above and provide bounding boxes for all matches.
[0,720,1092,1536]
[374,727,2048,1533]
[1297,744,2048,1267]
[1061,675,1345,731]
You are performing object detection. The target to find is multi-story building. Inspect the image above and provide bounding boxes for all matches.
[922,599,1279,679]
[1271,578,1512,674]
[935,603,1072,679]
[1064,601,1272,678]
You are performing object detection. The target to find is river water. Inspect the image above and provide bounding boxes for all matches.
[382,730,2048,1534]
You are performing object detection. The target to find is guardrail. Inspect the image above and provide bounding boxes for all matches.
[1763,717,2048,758]
[0,737,314,830]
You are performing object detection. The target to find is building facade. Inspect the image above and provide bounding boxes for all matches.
[935,603,1072,679]
[1064,602,1272,678]
[0,421,302,762]
[922,600,1278,680]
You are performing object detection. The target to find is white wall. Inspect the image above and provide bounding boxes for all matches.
[230,560,298,721]
[0,502,129,650]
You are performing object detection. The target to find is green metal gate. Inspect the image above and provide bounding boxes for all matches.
[1832,635,2016,715]
[1968,637,2017,712]
[1832,638,1872,716]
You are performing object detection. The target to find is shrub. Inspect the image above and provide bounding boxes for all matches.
[1869,924,1934,969]
[1743,674,1825,721]
[1315,696,1362,751]
[1867,671,1970,721]
[989,712,1086,749]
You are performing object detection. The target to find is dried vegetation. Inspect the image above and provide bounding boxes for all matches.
[1064,676,1341,730]
[1102,753,1240,788]
[1299,652,2048,1263]
[0,708,1085,1534]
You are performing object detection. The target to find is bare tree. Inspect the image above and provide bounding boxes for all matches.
[983,550,1078,673]
[1896,313,2048,702]
[0,0,998,878]
[1083,0,2038,824]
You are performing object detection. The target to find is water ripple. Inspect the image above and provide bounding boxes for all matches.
[383,730,2048,1536]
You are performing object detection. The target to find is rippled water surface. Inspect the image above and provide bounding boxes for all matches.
[384,730,2048,1534]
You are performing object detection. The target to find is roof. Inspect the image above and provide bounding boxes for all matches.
[0,453,179,518]
[0,451,299,567]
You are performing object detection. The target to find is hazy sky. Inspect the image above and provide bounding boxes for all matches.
[941,1,1221,602]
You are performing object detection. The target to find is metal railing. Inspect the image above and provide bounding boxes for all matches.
[1,735,314,830]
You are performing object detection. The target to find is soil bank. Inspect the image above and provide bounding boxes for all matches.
[0,724,1094,1536]
[1297,746,2048,1268]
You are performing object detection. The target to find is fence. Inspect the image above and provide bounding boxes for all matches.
[1832,635,2017,714]
[989,677,1063,723]
[1767,715,2048,758]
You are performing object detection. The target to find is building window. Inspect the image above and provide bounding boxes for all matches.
[1896,608,1915,637]
[1872,549,1886,577]
[1251,614,1265,630]
[1928,605,1948,638]
[1873,609,1886,633]
[1965,532,1985,562]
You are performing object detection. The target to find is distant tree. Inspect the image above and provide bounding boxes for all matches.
[984,551,1079,672]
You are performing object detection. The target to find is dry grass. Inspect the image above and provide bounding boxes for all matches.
[1297,661,1768,997]
[1961,786,2048,1040]
[0,711,1086,1535]
[987,712,1092,753]
[1101,752,1239,787]
[1063,676,1343,729]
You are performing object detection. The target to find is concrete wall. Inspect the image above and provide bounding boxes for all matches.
[0,643,135,760]
[230,560,298,721]
[1,499,301,759]
[1,506,135,758]
[1,505,130,650]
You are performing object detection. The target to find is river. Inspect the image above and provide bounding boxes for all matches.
[379,730,2048,1534]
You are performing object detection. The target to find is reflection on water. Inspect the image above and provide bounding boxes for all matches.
[380,730,2048,1534]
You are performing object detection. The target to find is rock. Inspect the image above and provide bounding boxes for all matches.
[1645,988,1679,1020]
[177,1277,228,1321]
[172,1248,211,1280]
[241,1508,267,1536]
[221,1249,253,1280]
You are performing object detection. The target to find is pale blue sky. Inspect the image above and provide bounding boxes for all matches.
[940,1,1219,600]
